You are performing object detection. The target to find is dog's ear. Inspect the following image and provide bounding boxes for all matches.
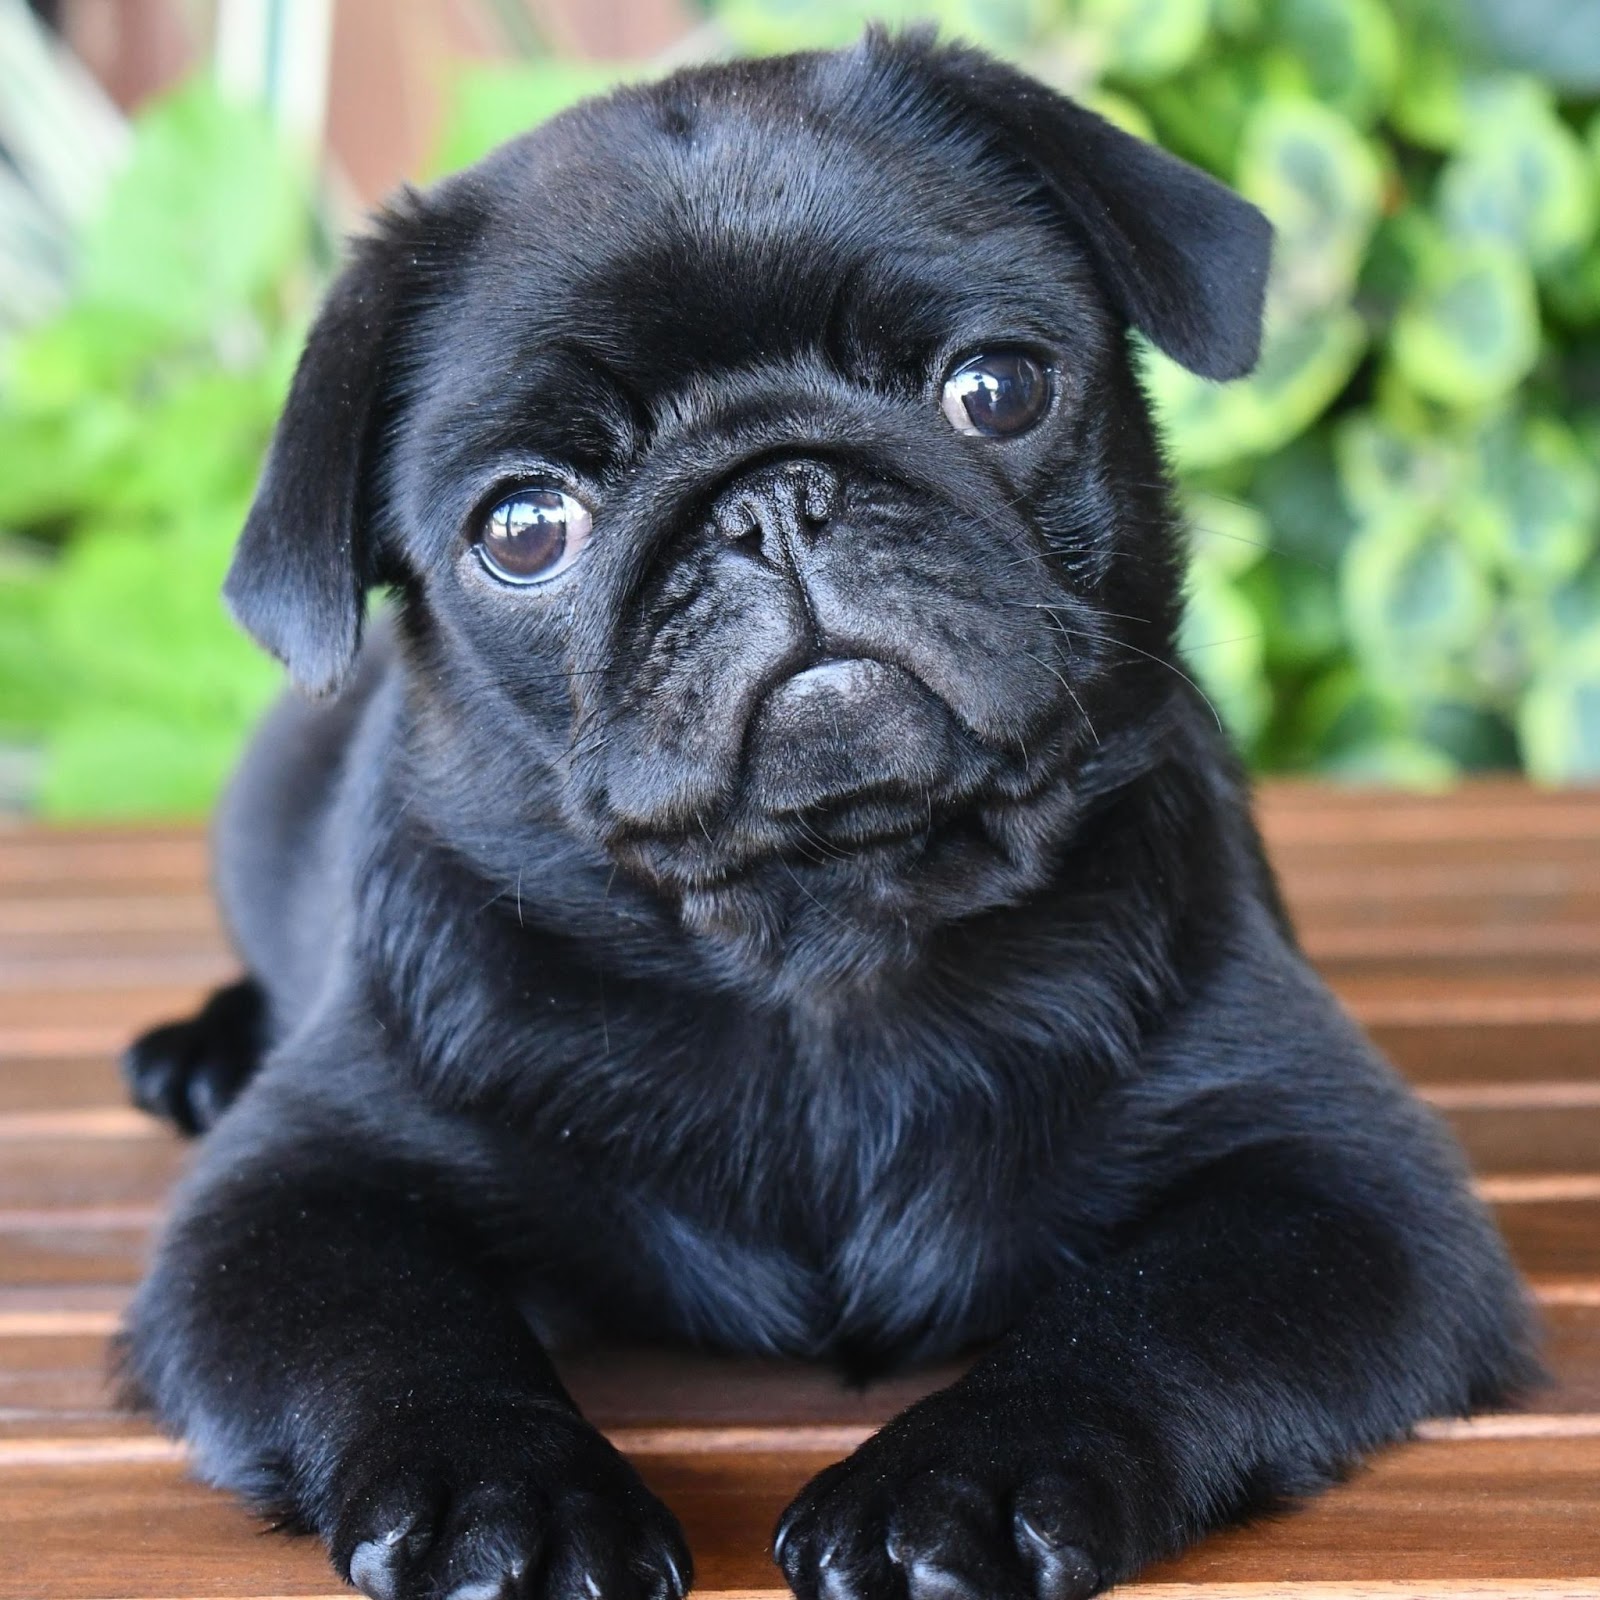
[880,34,1272,381]
[223,222,412,697]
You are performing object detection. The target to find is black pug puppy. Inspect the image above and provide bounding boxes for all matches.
[120,30,1536,1600]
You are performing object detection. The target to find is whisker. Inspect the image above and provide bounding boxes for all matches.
[1020,647,1099,747]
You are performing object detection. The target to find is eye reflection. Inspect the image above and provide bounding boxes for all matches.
[477,488,594,585]
[940,351,1050,438]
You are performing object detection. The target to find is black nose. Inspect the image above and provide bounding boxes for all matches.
[711,458,839,567]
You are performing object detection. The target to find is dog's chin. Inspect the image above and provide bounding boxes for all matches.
[598,662,1085,992]
[620,791,1078,994]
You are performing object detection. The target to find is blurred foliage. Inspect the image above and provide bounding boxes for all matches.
[3,0,1598,817]
[670,0,1600,786]
[0,84,314,815]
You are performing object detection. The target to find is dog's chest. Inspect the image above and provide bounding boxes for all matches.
[626,1097,1042,1364]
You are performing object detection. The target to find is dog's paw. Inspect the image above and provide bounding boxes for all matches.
[122,978,265,1135]
[330,1408,690,1600]
[774,1390,1149,1600]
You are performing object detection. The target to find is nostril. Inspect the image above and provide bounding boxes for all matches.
[714,495,782,568]
[712,494,758,543]
[788,461,838,527]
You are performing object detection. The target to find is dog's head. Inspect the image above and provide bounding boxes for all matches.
[225,33,1269,982]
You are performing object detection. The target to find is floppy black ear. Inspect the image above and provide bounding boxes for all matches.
[883,35,1273,381]
[223,225,409,696]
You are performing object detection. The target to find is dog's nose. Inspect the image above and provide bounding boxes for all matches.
[711,459,839,566]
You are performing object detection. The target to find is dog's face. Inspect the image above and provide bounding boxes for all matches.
[225,35,1269,981]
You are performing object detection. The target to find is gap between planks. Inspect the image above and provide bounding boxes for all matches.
[4,1413,1600,1470]
[10,994,1600,1058]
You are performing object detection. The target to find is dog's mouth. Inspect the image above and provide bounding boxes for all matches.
[599,653,1067,896]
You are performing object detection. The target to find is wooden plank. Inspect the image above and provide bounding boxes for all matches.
[6,973,1599,1057]
[2,1305,1596,1443]
[0,988,212,1056]
[0,954,236,993]
[11,884,1600,958]
[12,928,1600,983]
[1256,778,1600,820]
[27,1081,1600,1168]
[1,1436,1598,1600]
[0,1056,126,1112]
[4,872,1598,936]
[0,1184,1594,1301]
[0,1214,153,1288]
[1261,803,1600,845]
[0,1136,186,1209]
[1326,972,1600,1025]
[4,1037,1596,1133]
[1442,1102,1600,1175]
[1499,1200,1600,1281]
[1373,1021,1600,1085]
[0,832,209,892]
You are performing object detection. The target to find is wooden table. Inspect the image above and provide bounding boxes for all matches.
[2,781,1597,1599]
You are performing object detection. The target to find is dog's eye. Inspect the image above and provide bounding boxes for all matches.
[477,488,594,585]
[939,351,1050,437]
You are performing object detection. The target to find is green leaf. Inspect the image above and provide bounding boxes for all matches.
[0,384,139,530]
[42,512,279,731]
[1250,431,1356,565]
[714,0,913,52]
[1389,17,1470,151]
[38,708,255,820]
[1417,700,1520,769]
[1180,565,1271,744]
[0,542,66,735]
[1140,58,1264,173]
[1184,489,1270,576]
[429,62,644,177]
[1518,632,1600,783]
[1270,0,1400,127]
[1318,735,1461,787]
[1390,243,1540,408]
[1236,97,1385,314]
[1333,411,1464,525]
[1076,88,1156,142]
[1144,307,1367,471]
[1543,237,1600,326]
[1437,80,1598,271]
[1459,0,1600,98]
[1076,0,1211,82]
[1548,561,1600,646]
[77,82,308,341]
[1245,556,1346,668]
[1340,509,1496,690]
[933,0,1058,51]
[1467,415,1600,592]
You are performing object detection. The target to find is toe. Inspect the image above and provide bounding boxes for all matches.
[1011,1479,1104,1600]
[887,1479,1023,1600]
[349,1517,431,1600]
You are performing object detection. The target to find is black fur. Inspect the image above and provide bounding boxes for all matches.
[120,33,1537,1600]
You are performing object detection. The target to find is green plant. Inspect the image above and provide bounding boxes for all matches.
[0,81,319,815]
[680,0,1600,784]
[4,0,1597,819]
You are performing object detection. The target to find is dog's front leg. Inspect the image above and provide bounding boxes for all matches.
[119,1071,689,1600]
[773,1138,1532,1600]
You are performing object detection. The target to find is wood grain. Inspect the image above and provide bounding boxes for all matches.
[2,1437,1599,1600]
